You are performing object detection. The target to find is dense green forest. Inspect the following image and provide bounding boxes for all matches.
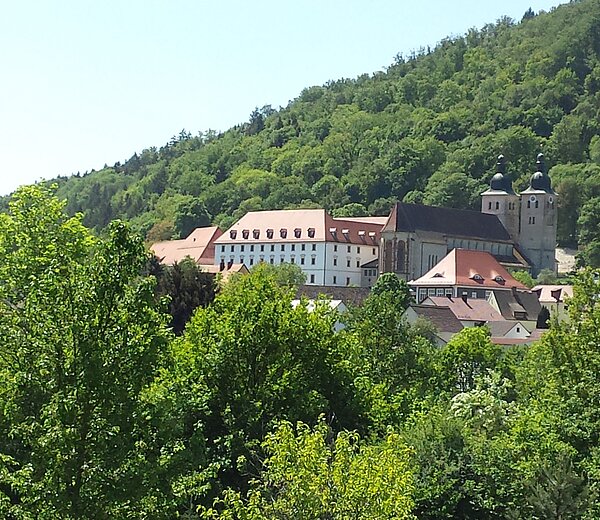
[2,183,600,518]
[15,0,596,265]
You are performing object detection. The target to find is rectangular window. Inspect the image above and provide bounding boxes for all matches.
[312,244,317,251]
[471,292,477,298]
[333,257,337,266]
[372,248,376,255]
[231,245,234,252]
[356,260,360,268]
[436,289,444,296]
[301,244,306,251]
[347,259,351,267]
[346,277,350,286]
[281,244,285,251]
[260,244,265,252]
[291,244,295,251]
[290,257,295,264]
[357,246,361,253]
[427,288,435,296]
[300,257,305,265]
[250,245,254,252]
[334,245,338,252]
[249,258,254,266]
[240,245,245,252]
[311,257,316,265]
[347,245,351,253]
[310,274,315,283]
[221,245,225,252]
[271,244,275,252]
[333,276,337,285]
[270,258,274,264]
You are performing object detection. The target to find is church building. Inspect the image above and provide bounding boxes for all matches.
[380,154,557,279]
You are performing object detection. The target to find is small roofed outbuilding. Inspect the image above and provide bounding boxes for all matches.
[403,305,464,346]
[198,262,249,283]
[410,249,528,303]
[151,226,223,265]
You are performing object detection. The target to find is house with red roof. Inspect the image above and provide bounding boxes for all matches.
[151,226,223,265]
[409,248,528,303]
[213,209,383,287]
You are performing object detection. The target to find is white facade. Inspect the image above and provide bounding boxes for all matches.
[213,209,382,287]
[216,240,378,286]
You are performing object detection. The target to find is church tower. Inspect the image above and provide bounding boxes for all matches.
[481,154,520,241]
[518,153,557,275]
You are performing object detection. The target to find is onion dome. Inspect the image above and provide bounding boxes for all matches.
[528,153,554,193]
[489,154,515,194]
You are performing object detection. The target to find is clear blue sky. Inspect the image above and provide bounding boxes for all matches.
[0,0,565,196]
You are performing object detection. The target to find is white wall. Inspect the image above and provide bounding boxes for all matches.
[215,240,379,286]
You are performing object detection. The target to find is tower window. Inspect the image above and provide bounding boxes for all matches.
[488,201,492,210]
[495,201,499,210]
[535,200,539,208]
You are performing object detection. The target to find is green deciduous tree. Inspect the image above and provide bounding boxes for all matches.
[0,185,171,518]
[200,420,415,520]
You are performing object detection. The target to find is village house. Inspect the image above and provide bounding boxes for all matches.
[409,248,528,303]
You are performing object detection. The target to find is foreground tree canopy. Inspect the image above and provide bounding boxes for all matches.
[2,187,600,517]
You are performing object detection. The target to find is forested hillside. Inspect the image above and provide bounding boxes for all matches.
[36,0,600,264]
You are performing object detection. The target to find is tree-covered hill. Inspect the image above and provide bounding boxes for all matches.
[41,0,600,262]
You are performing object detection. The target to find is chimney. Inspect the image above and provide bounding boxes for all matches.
[461,294,468,304]
[219,259,225,271]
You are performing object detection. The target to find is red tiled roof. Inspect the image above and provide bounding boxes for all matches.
[214,209,382,245]
[151,226,223,265]
[410,249,528,290]
[424,295,503,322]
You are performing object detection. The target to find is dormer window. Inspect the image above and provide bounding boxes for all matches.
[242,229,249,239]
[294,228,301,238]
[472,274,483,282]
[432,273,443,278]
[308,227,315,238]
[230,230,237,239]
[280,228,287,238]
[494,275,505,284]
[266,228,274,239]
[253,229,260,239]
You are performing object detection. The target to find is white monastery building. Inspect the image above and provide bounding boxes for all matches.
[213,209,385,287]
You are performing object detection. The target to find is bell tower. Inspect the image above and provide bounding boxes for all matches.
[518,153,557,275]
[481,154,520,241]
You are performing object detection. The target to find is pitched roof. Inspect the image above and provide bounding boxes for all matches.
[151,226,223,265]
[383,202,512,241]
[492,289,542,321]
[408,305,464,334]
[409,249,528,290]
[532,285,574,303]
[215,209,382,245]
[424,295,503,322]
[487,320,527,337]
[296,285,371,307]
